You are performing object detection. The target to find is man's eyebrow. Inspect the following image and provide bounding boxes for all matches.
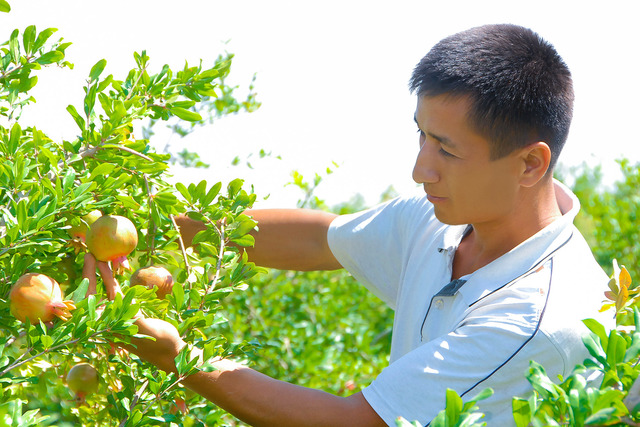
[413,114,456,148]
[428,131,456,148]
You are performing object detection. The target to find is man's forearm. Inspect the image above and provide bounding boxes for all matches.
[182,359,385,427]
[243,209,341,270]
[175,209,342,271]
[127,319,384,426]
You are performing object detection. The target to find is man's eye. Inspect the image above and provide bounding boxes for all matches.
[439,147,456,158]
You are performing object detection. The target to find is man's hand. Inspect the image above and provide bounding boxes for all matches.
[82,253,186,374]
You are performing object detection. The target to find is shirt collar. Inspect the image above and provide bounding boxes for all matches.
[439,179,579,304]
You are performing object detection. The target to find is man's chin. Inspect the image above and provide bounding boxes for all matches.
[432,209,467,226]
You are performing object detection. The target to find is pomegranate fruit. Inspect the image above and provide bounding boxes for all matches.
[9,273,76,323]
[66,363,99,403]
[67,210,102,241]
[85,215,138,274]
[130,266,174,299]
[170,397,188,415]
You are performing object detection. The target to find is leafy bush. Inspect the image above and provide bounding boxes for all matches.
[0,18,262,426]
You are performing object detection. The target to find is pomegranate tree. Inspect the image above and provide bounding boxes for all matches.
[0,22,261,426]
[86,215,138,274]
[66,363,99,404]
[130,266,175,299]
[9,273,76,323]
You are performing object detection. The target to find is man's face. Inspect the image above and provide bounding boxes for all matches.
[412,94,523,226]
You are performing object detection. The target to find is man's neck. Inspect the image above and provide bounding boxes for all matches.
[451,181,562,280]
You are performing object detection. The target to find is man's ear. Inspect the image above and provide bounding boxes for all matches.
[518,142,552,187]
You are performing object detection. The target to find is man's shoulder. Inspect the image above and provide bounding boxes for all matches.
[542,226,613,332]
[551,226,608,282]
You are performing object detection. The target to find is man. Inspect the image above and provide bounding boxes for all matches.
[87,24,612,425]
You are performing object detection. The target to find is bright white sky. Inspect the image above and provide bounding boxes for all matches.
[2,0,639,208]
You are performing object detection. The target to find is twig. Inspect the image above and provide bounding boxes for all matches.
[0,329,109,377]
[57,143,153,171]
[201,218,225,309]
[137,375,185,417]
[124,64,147,102]
[169,214,190,277]
[118,379,150,427]
[96,144,154,162]
[143,174,157,258]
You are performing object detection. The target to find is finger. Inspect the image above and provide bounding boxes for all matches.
[82,253,98,297]
[97,261,122,300]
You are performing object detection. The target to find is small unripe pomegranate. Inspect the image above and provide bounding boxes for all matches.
[9,273,76,323]
[130,266,174,299]
[170,397,188,415]
[67,210,102,241]
[86,215,138,274]
[66,363,99,403]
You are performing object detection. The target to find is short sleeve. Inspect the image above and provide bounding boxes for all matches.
[327,196,431,309]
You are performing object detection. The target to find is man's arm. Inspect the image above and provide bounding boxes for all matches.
[175,209,342,271]
[128,316,385,427]
[182,360,385,427]
[84,254,384,427]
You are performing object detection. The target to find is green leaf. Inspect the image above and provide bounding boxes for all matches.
[175,182,192,203]
[231,234,255,247]
[582,333,607,366]
[584,407,619,424]
[23,25,36,54]
[511,398,531,427]
[35,50,65,65]
[8,122,22,154]
[171,280,185,310]
[16,197,28,228]
[115,194,140,210]
[33,28,57,51]
[469,387,493,402]
[583,318,608,347]
[9,29,19,61]
[89,59,107,82]
[0,0,10,12]
[201,181,221,206]
[227,178,244,197]
[40,334,53,349]
[62,169,76,193]
[444,388,462,424]
[606,329,626,367]
[153,191,178,206]
[169,106,202,122]
[88,162,116,181]
[66,104,86,130]
[68,278,90,303]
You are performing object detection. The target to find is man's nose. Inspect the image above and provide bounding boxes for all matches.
[412,144,439,184]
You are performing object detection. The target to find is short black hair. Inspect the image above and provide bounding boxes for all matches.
[409,24,574,170]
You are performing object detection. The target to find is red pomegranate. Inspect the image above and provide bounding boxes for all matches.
[130,266,174,299]
[66,363,99,403]
[85,215,138,274]
[66,210,102,241]
[9,273,76,323]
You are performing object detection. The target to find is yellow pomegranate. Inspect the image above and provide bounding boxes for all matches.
[9,273,76,323]
[85,215,138,274]
[130,266,174,299]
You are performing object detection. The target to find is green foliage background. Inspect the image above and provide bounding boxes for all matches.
[2,2,640,425]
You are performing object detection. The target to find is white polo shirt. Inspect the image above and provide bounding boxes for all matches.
[327,180,613,426]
